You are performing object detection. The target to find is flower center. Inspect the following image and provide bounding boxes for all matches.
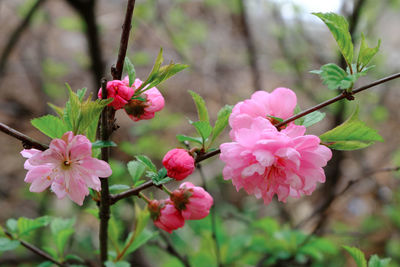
[61,160,72,170]
[124,98,149,117]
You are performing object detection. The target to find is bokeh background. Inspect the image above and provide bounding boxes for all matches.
[1,0,400,266]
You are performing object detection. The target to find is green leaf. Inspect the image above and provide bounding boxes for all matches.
[55,228,74,256]
[311,63,354,90]
[176,134,203,145]
[189,90,209,122]
[211,105,233,144]
[368,255,391,267]
[31,115,68,139]
[357,33,380,72]
[0,238,20,251]
[313,12,353,66]
[135,155,157,173]
[37,261,54,267]
[76,88,87,101]
[50,217,75,236]
[109,184,131,193]
[134,203,150,241]
[64,84,82,132]
[48,103,64,118]
[147,169,172,186]
[124,57,136,86]
[320,106,383,150]
[92,140,117,149]
[127,161,146,184]
[17,216,51,237]
[301,111,326,127]
[342,246,367,267]
[192,121,213,143]
[148,63,188,89]
[76,98,112,135]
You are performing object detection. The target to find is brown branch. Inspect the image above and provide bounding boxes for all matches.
[0,0,47,81]
[0,122,48,151]
[112,0,136,80]
[3,230,65,267]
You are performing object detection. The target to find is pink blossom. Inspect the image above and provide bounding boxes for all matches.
[21,132,112,205]
[148,199,185,233]
[122,77,165,121]
[220,117,332,205]
[229,88,297,139]
[171,182,213,220]
[162,149,195,180]
[98,80,134,110]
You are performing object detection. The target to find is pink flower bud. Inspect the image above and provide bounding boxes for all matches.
[162,149,195,180]
[98,80,134,110]
[148,199,185,233]
[171,182,213,220]
[123,77,165,121]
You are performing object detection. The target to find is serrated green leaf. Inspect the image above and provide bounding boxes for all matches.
[357,33,380,72]
[124,57,136,86]
[127,161,146,184]
[176,134,203,145]
[64,84,81,132]
[31,115,68,139]
[109,216,123,251]
[17,216,51,237]
[302,111,326,127]
[136,155,157,173]
[65,254,85,263]
[76,88,87,101]
[311,63,352,90]
[211,105,233,144]
[48,103,64,118]
[368,254,391,267]
[92,140,117,149]
[147,169,172,185]
[76,98,112,135]
[189,90,209,122]
[37,261,53,267]
[342,246,367,267]
[148,63,188,89]
[313,12,353,67]
[320,106,383,150]
[109,184,131,193]
[192,121,213,143]
[0,238,20,251]
[137,48,164,91]
[134,203,150,241]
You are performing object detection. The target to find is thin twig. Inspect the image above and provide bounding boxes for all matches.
[112,0,136,80]
[3,230,65,267]
[0,122,48,151]
[99,78,111,265]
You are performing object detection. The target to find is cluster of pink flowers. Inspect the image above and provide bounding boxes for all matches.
[148,182,213,233]
[220,88,332,205]
[98,76,165,121]
[162,148,195,180]
[21,132,112,205]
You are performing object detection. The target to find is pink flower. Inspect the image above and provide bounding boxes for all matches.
[21,131,112,205]
[162,149,195,180]
[148,199,185,233]
[229,88,297,139]
[98,80,134,110]
[122,77,165,121]
[171,182,213,220]
[220,117,332,205]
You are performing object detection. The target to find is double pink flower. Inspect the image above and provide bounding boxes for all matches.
[220,88,332,205]
[21,131,112,205]
[98,76,165,121]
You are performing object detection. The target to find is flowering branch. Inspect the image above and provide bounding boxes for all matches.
[3,230,65,267]
[0,122,48,151]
